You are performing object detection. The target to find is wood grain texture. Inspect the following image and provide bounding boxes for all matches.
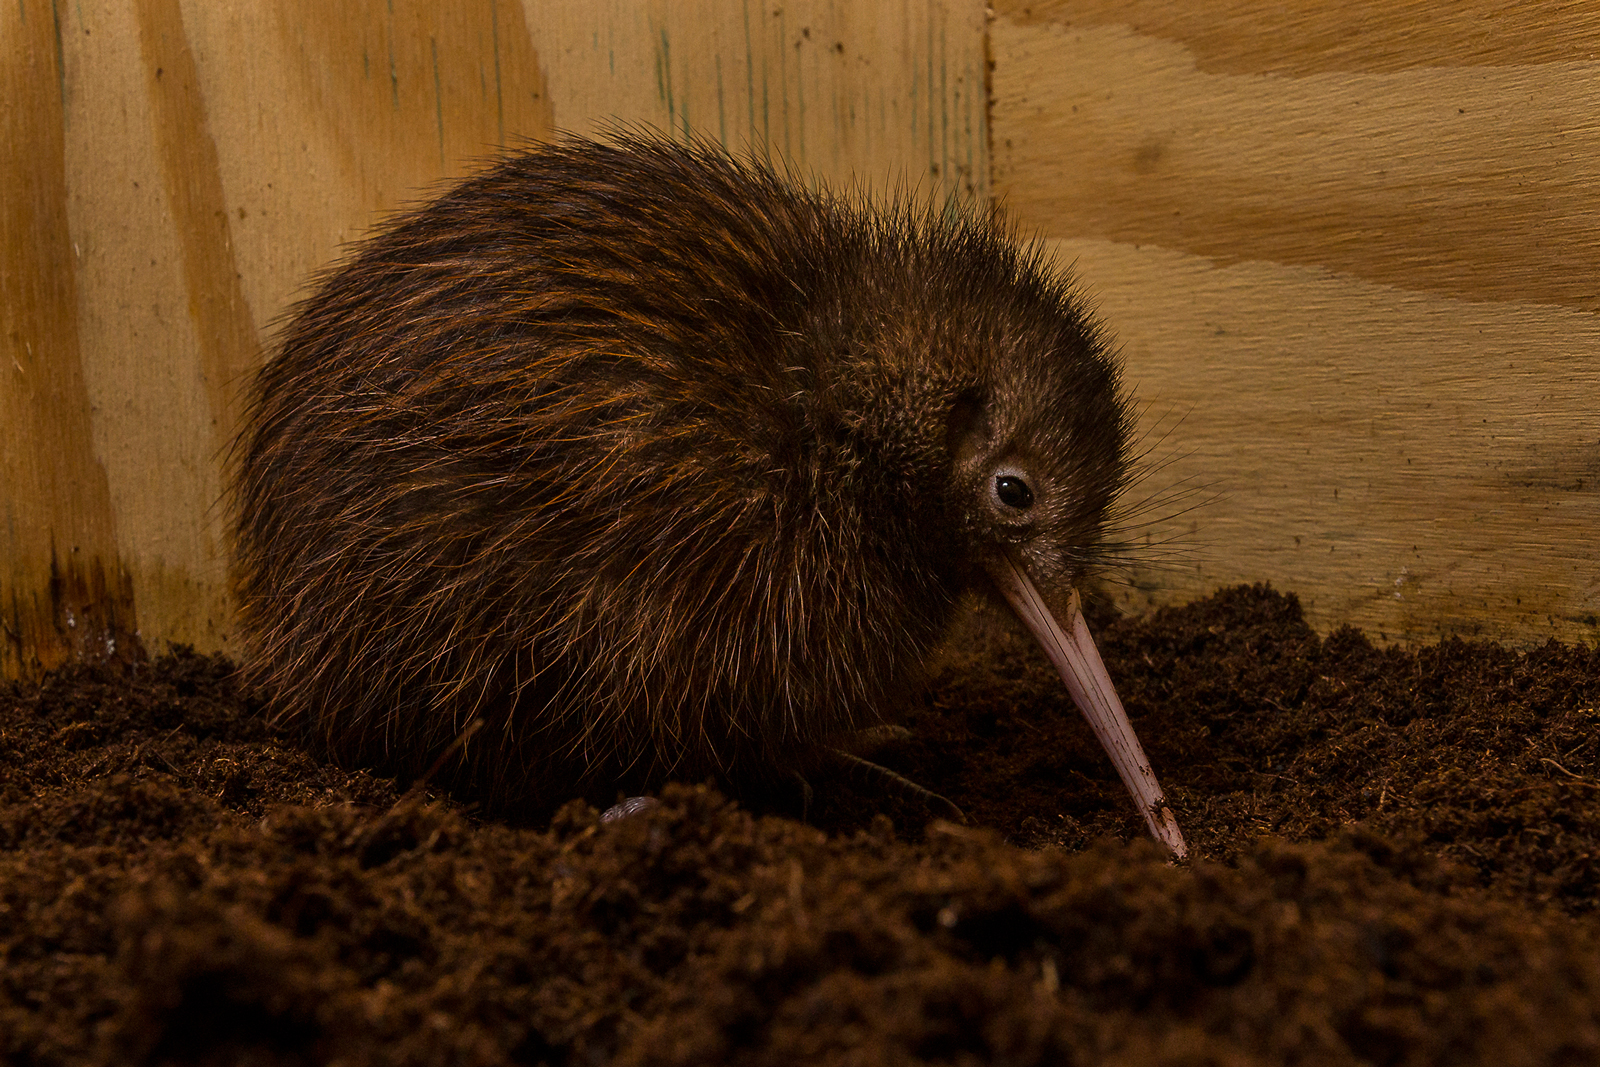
[991,1,1600,645]
[524,0,990,200]
[4,0,987,676]
[33,0,555,677]
[2,0,138,677]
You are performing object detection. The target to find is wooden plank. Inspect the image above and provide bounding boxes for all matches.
[2,0,138,677]
[4,0,987,677]
[990,0,1600,645]
[526,0,990,201]
[40,0,557,677]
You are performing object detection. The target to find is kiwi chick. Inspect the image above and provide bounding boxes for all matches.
[233,134,1184,854]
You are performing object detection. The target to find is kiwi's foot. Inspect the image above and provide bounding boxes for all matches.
[599,795,660,823]
[840,724,914,758]
[825,748,966,824]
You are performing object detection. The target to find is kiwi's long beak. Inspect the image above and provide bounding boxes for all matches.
[988,555,1188,861]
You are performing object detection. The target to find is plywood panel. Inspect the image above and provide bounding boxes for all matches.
[525,0,989,200]
[990,1,1600,645]
[4,0,987,677]
[36,0,556,679]
[2,0,138,676]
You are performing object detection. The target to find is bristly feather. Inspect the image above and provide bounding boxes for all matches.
[232,133,1132,814]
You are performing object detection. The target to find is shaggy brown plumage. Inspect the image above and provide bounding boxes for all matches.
[232,134,1132,815]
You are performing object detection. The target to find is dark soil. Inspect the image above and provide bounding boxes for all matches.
[4,584,1599,1066]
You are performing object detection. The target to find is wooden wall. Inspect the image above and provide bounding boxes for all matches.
[2,0,989,677]
[4,0,1596,678]
[990,0,1600,645]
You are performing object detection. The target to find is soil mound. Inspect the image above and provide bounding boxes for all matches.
[4,585,1597,1065]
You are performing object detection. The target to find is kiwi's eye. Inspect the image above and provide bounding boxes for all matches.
[994,474,1034,510]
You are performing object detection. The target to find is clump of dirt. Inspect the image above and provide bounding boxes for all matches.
[907,584,1600,912]
[3,585,1598,1066]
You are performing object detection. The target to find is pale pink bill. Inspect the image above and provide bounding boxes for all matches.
[989,556,1189,861]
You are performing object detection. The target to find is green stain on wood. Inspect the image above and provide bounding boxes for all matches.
[716,53,726,147]
[965,60,980,199]
[940,19,948,193]
[50,0,66,112]
[655,27,690,142]
[387,11,399,110]
[909,53,919,147]
[491,0,504,147]
[777,6,790,159]
[679,75,689,142]
[760,40,771,160]
[655,26,673,125]
[795,29,805,164]
[743,0,756,148]
[431,36,444,165]
[925,10,934,156]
